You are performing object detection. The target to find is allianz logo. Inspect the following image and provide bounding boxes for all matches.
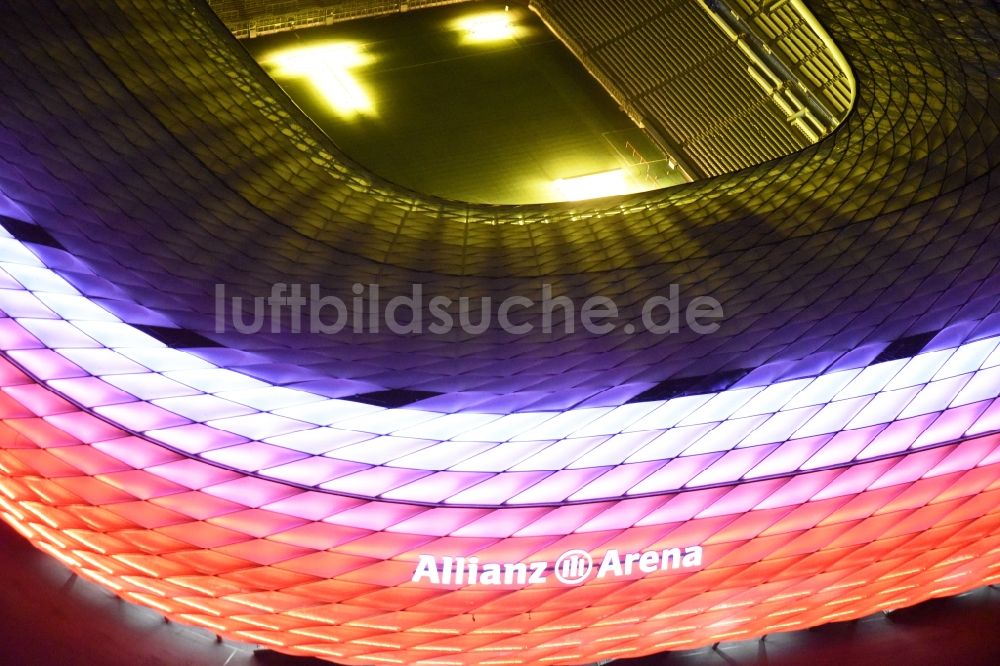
[412,546,703,586]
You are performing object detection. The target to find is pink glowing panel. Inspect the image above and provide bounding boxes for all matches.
[47,445,129,476]
[203,476,301,508]
[386,507,493,536]
[754,470,841,509]
[445,470,553,505]
[264,491,364,522]
[683,415,770,455]
[507,467,612,504]
[0,391,33,419]
[568,461,664,501]
[0,318,43,349]
[326,502,425,530]
[514,502,612,536]
[912,400,990,447]
[146,423,248,454]
[48,412,125,443]
[745,435,831,478]
[968,397,1000,436]
[380,471,494,503]
[147,458,243,489]
[320,466,432,496]
[868,448,953,490]
[47,376,136,407]
[96,469,188,501]
[20,319,99,348]
[924,438,994,477]
[628,453,724,494]
[201,442,308,470]
[626,423,717,463]
[575,495,665,532]
[268,522,369,550]
[696,479,789,518]
[451,507,552,538]
[208,509,307,539]
[737,406,821,448]
[92,436,184,468]
[857,412,939,459]
[687,445,779,487]
[261,456,370,486]
[153,394,255,421]
[812,459,897,500]
[95,401,191,431]
[802,424,884,469]
[205,412,311,439]
[976,442,1000,468]
[636,487,731,525]
[4,384,74,416]
[7,349,85,379]
[267,428,375,455]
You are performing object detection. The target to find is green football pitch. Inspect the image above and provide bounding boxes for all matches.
[245,1,686,204]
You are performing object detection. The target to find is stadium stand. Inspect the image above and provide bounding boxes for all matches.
[532,0,852,177]
[0,0,998,664]
[208,0,851,178]
[212,0,468,37]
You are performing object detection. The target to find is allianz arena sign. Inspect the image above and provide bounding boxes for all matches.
[413,546,705,587]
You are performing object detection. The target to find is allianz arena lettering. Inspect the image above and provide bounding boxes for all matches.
[412,546,704,586]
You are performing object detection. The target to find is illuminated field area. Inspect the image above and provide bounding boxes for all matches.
[246,2,685,203]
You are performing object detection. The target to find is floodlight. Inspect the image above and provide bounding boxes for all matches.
[554,169,630,201]
[263,42,376,117]
[455,11,519,43]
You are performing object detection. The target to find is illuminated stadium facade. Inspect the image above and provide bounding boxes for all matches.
[0,0,999,665]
